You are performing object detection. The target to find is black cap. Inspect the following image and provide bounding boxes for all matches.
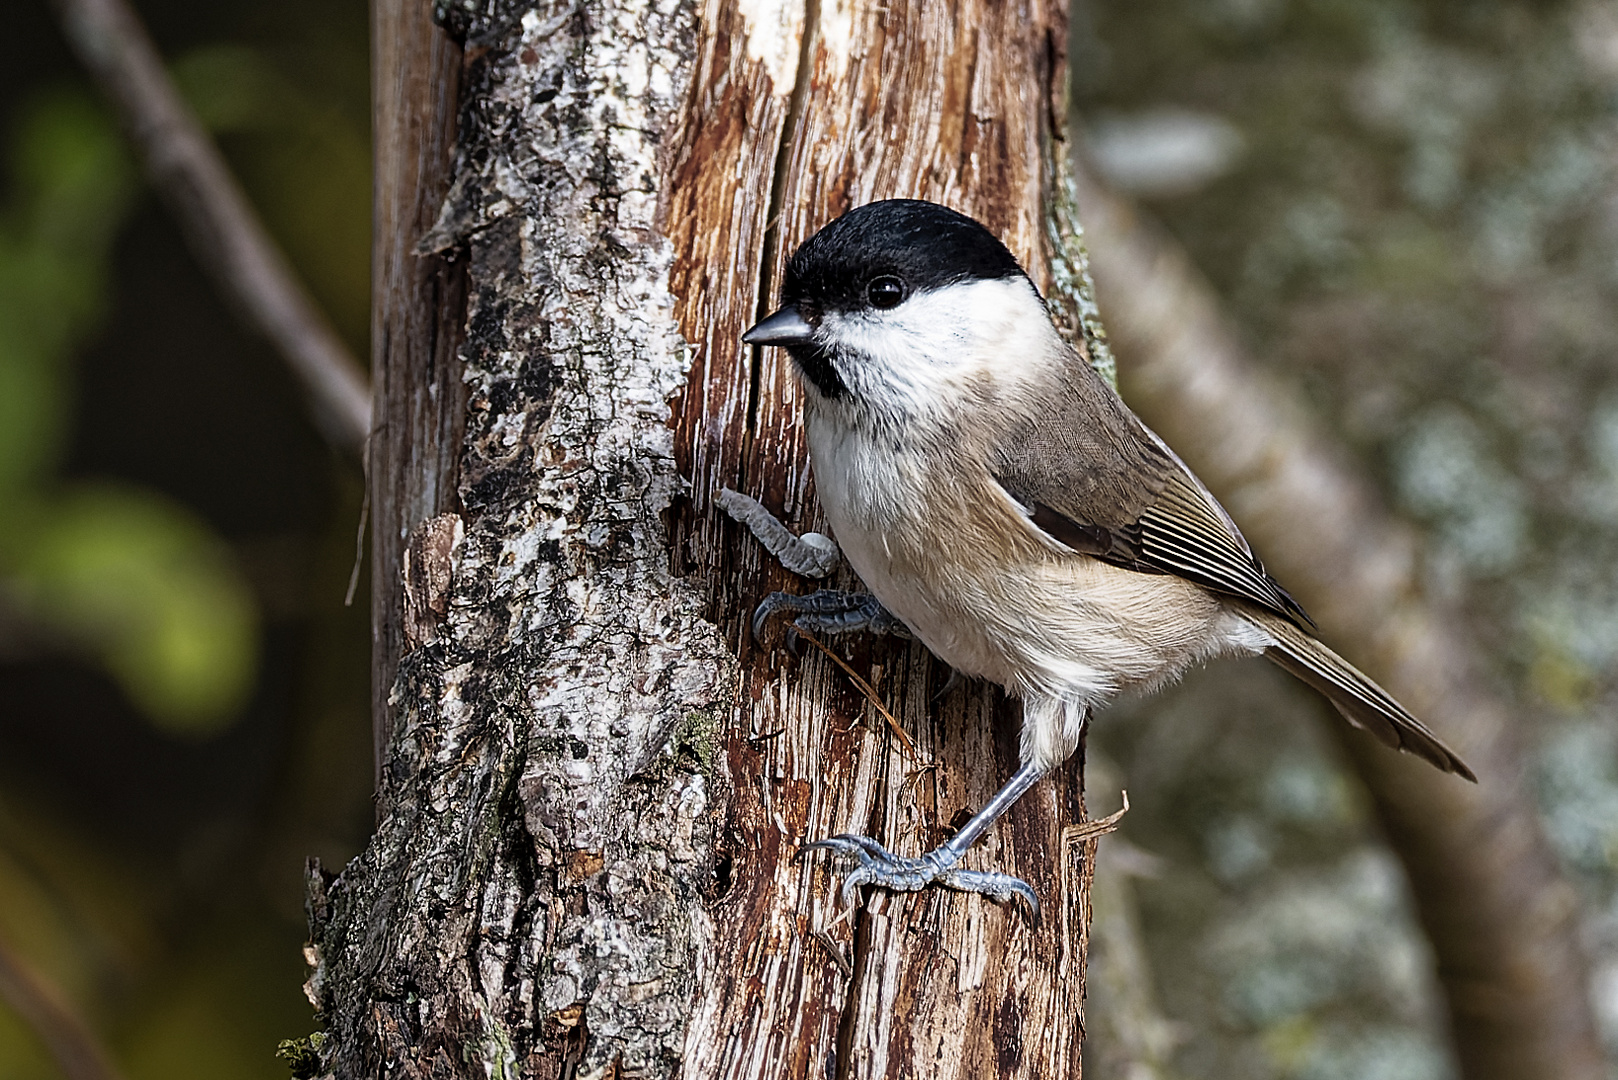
[781,200,1027,315]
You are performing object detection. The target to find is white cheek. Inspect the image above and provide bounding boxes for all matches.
[818,277,1053,418]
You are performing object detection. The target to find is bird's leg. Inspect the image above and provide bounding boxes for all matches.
[751,589,910,644]
[803,761,1048,921]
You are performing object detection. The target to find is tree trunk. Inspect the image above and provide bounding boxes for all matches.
[309,2,1094,1078]
[368,0,466,783]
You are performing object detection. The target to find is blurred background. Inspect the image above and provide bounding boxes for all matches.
[1074,1,1618,1078]
[2,0,1617,1079]
[0,2,372,1077]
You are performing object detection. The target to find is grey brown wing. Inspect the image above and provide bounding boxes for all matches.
[990,357,1473,778]
[991,367,1313,628]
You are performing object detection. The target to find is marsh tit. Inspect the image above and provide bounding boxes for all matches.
[740,199,1472,918]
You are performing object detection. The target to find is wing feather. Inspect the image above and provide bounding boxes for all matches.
[1136,479,1312,625]
[989,352,1471,780]
[991,361,1311,627]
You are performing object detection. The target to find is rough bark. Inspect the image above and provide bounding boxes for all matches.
[665,2,1093,1076]
[369,0,469,783]
[1073,166,1609,1080]
[310,2,1095,1079]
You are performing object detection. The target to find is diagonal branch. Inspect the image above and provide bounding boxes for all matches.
[51,0,372,455]
[1072,161,1608,1080]
[0,932,126,1080]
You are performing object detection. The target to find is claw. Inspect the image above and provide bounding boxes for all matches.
[800,832,1040,922]
[752,591,795,644]
[805,833,894,861]
[939,869,1041,925]
[752,590,910,647]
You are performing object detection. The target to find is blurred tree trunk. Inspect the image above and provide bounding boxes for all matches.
[306,2,1094,1078]
[1074,167,1610,1080]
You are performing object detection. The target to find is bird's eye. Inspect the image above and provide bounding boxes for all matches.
[866,276,906,310]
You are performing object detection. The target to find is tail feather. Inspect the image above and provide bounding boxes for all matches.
[1251,610,1476,782]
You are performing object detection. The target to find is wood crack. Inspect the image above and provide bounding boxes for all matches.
[834,891,874,1080]
[744,0,821,466]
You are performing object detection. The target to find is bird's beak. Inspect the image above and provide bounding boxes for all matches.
[742,305,814,346]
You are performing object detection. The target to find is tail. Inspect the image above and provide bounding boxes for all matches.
[1249,610,1476,782]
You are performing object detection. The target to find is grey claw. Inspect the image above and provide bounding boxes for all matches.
[939,870,1042,924]
[805,832,894,862]
[751,590,910,647]
[752,591,794,644]
[807,833,894,860]
[800,832,1041,921]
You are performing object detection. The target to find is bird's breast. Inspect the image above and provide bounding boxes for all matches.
[805,413,1054,684]
[804,411,1246,706]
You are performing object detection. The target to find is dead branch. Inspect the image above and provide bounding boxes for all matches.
[52,0,372,454]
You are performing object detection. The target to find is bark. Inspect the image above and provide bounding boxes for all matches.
[368,1,468,782]
[310,2,1096,1079]
[1073,166,1609,1080]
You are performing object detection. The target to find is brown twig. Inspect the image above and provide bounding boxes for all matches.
[795,632,921,760]
[52,0,372,454]
[0,933,126,1080]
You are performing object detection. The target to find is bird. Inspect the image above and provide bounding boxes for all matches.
[738,198,1473,919]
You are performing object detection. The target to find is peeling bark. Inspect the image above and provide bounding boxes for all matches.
[317,1,1094,1078]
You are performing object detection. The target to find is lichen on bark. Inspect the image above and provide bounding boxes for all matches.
[311,2,735,1077]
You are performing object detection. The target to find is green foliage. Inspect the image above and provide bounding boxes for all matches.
[0,90,132,499]
[0,90,257,734]
[0,8,375,1080]
[14,486,256,728]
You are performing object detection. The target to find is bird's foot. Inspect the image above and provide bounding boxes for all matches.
[802,833,1040,922]
[752,589,910,645]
